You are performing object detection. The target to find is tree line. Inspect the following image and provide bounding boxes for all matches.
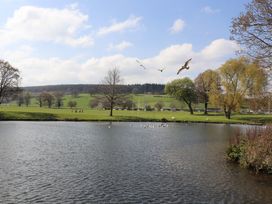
[166,57,268,119]
[23,83,165,95]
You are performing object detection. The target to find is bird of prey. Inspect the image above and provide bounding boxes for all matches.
[177,58,192,75]
[157,68,165,72]
[136,59,147,69]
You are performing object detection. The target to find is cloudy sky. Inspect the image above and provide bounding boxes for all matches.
[0,0,250,86]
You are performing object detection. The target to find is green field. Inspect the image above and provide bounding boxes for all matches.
[1,105,272,124]
[14,93,209,109]
[2,93,272,124]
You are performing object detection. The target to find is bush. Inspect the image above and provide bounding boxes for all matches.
[89,98,100,108]
[227,125,272,174]
[68,100,77,108]
[154,101,164,111]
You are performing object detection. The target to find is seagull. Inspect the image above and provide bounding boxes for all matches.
[157,68,165,72]
[136,59,147,69]
[177,58,192,75]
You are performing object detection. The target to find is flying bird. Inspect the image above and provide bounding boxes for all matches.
[136,59,147,69]
[157,68,165,72]
[177,58,192,75]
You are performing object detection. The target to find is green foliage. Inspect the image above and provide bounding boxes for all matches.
[165,77,197,114]
[210,57,267,119]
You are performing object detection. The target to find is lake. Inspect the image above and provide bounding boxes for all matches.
[0,122,271,203]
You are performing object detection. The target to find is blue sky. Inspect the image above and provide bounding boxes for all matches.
[0,0,250,86]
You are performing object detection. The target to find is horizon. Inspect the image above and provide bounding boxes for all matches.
[1,0,250,86]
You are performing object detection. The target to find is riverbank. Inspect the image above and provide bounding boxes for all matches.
[1,106,272,124]
[227,125,272,174]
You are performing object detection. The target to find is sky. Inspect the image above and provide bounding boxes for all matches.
[0,0,250,86]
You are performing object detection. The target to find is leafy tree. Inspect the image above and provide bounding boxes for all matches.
[165,77,197,114]
[154,101,164,111]
[0,60,20,104]
[210,57,267,119]
[194,69,221,115]
[231,0,272,73]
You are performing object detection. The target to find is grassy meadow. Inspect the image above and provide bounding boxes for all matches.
[1,93,272,124]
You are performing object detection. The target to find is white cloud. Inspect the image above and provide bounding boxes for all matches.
[107,41,133,52]
[201,39,239,59]
[0,5,93,47]
[97,16,142,36]
[201,6,220,14]
[170,19,185,34]
[2,39,239,86]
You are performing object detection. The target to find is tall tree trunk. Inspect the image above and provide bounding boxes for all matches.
[224,106,232,119]
[204,102,208,115]
[110,102,113,116]
[188,102,194,115]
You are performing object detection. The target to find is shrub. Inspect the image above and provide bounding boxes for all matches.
[68,100,77,108]
[227,125,272,174]
[154,101,164,111]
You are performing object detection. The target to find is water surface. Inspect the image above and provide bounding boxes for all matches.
[0,122,271,203]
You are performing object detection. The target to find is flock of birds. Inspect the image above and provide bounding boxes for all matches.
[136,58,192,75]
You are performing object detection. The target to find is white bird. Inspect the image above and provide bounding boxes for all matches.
[136,59,147,69]
[177,58,192,75]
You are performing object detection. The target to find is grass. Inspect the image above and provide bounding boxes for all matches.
[227,125,272,174]
[1,105,272,124]
[19,93,206,109]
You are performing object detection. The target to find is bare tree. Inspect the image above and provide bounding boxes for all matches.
[41,92,54,108]
[0,60,20,104]
[231,0,272,73]
[99,68,125,116]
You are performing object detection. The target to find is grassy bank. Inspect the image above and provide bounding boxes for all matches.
[1,106,272,124]
[227,125,272,174]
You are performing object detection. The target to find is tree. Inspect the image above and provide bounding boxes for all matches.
[165,77,197,114]
[0,60,20,104]
[17,93,24,107]
[24,92,31,107]
[210,57,267,119]
[194,70,221,115]
[116,97,135,110]
[37,93,43,107]
[99,68,126,116]
[154,101,164,111]
[231,0,272,73]
[41,92,54,108]
[54,92,64,108]
[68,100,77,108]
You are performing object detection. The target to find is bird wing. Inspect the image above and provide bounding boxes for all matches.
[140,64,146,69]
[184,58,192,67]
[177,66,185,75]
[136,59,147,69]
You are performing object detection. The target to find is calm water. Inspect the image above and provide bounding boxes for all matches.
[0,122,271,203]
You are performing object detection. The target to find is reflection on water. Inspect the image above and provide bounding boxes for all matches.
[0,122,271,203]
